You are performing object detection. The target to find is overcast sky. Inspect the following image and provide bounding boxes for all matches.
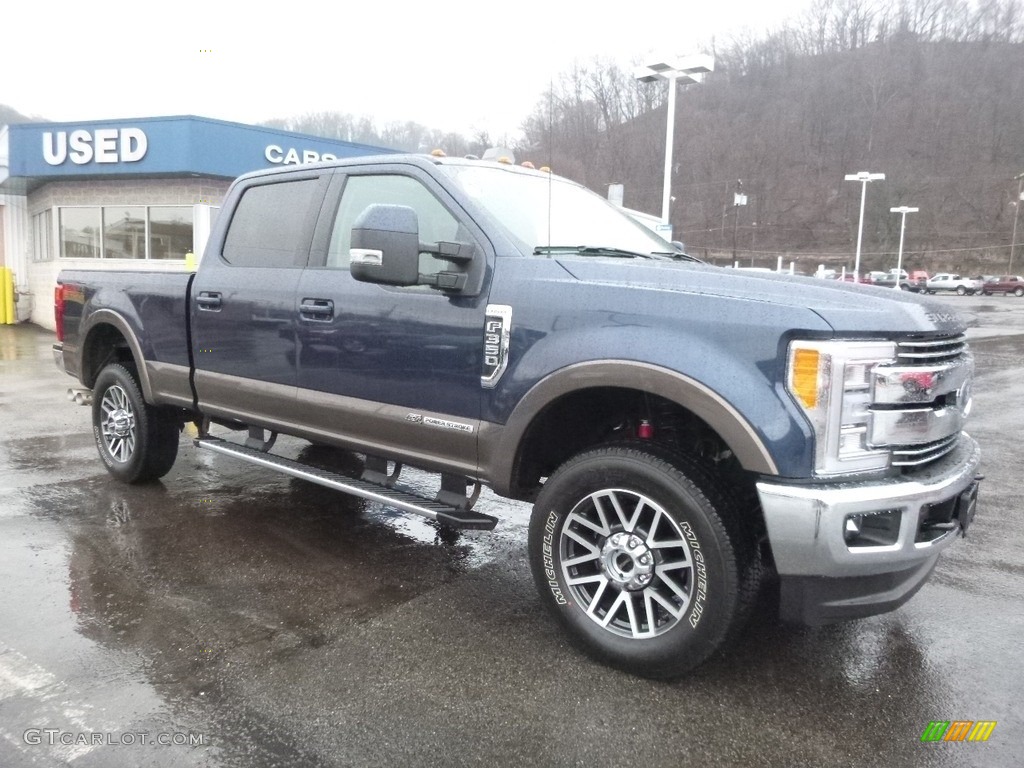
[5,0,806,141]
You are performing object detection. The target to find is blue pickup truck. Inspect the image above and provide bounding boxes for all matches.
[53,154,982,678]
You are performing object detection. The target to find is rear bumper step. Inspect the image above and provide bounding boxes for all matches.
[194,436,497,531]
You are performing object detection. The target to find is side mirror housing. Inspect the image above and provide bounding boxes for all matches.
[350,204,421,286]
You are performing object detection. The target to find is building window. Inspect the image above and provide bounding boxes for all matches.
[60,208,102,259]
[103,206,146,259]
[32,210,53,262]
[149,206,193,260]
[57,205,195,260]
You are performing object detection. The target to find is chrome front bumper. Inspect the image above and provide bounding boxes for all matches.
[757,435,981,580]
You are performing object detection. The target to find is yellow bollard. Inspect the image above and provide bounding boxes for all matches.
[0,268,7,325]
[4,269,14,325]
[0,268,13,325]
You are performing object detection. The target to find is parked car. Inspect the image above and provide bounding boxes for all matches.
[981,275,1024,296]
[873,272,913,290]
[925,273,982,295]
[908,270,929,292]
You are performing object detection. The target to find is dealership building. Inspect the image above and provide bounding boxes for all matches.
[0,115,394,329]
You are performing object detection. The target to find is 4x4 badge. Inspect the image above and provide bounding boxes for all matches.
[481,304,512,389]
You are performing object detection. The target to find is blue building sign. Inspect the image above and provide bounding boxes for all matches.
[7,115,397,181]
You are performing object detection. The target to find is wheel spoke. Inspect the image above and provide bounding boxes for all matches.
[657,566,691,602]
[567,510,609,538]
[600,590,628,628]
[585,578,610,619]
[564,527,600,554]
[649,537,686,550]
[566,572,606,587]
[643,591,658,634]
[649,589,686,619]
[607,491,643,532]
[563,550,601,568]
[588,495,614,536]
[622,591,640,637]
[657,557,691,572]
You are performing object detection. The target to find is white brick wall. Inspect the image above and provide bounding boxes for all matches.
[24,178,231,329]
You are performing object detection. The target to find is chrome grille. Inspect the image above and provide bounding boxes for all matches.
[896,335,967,364]
[891,435,959,467]
[881,335,970,470]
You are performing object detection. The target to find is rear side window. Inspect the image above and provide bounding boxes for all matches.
[222,178,320,267]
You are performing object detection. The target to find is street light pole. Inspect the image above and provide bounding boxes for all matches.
[1010,172,1024,274]
[890,205,919,289]
[844,171,885,282]
[635,54,714,232]
[661,77,677,225]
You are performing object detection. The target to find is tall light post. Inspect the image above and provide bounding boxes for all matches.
[635,54,714,230]
[1010,172,1024,274]
[844,171,885,282]
[890,205,918,289]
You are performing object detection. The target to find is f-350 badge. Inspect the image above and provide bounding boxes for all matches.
[481,304,512,388]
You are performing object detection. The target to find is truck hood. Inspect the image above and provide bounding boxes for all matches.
[555,258,967,336]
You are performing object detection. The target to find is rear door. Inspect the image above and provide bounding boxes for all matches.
[191,170,331,427]
[291,165,492,475]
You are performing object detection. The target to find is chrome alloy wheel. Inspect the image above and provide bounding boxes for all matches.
[100,384,137,463]
[559,489,695,639]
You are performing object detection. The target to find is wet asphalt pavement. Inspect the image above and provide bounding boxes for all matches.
[1,294,1022,768]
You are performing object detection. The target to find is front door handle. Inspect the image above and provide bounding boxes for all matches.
[196,292,222,310]
[300,299,334,320]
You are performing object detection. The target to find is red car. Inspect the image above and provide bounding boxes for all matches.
[981,275,1024,296]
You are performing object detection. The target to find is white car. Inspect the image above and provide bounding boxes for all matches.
[925,273,982,295]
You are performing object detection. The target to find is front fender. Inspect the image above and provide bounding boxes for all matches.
[480,359,779,498]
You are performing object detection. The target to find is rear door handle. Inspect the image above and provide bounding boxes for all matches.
[300,299,334,321]
[196,292,222,310]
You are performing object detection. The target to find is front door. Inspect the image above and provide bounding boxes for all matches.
[293,167,491,475]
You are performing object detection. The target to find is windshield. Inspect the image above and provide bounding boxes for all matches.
[439,164,676,257]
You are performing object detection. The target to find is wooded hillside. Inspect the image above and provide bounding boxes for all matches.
[518,0,1024,273]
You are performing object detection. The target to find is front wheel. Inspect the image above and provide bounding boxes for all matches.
[92,363,179,483]
[528,444,757,678]
[1015,287,1024,297]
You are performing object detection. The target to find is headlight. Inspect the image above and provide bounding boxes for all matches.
[787,340,896,475]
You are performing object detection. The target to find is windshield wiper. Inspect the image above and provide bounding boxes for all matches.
[652,250,703,263]
[533,245,662,260]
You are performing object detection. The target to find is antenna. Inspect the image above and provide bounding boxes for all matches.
[547,75,553,251]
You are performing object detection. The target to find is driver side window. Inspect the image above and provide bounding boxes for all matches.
[326,174,462,278]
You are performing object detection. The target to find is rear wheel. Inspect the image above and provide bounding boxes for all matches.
[92,363,179,483]
[1015,287,1024,297]
[528,444,758,678]
[956,286,967,295]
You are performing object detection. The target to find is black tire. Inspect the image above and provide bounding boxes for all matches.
[528,443,758,679]
[1015,287,1024,297]
[92,363,179,483]
[956,286,967,295]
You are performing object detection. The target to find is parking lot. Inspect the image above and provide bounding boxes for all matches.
[1,292,1022,767]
